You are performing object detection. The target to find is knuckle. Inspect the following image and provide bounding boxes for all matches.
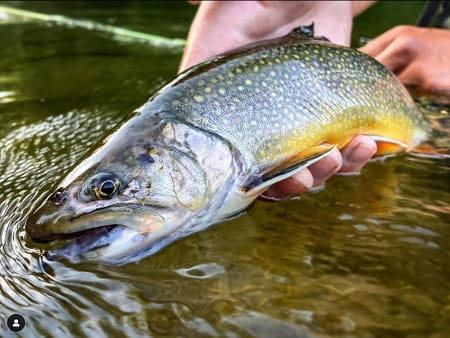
[393,25,413,34]
[394,36,421,56]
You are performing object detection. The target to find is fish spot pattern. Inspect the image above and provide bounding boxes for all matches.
[149,40,426,169]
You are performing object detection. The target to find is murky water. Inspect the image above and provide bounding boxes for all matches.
[1,2,449,337]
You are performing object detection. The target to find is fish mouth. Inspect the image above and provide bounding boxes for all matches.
[45,224,134,262]
[27,205,183,263]
[27,205,166,242]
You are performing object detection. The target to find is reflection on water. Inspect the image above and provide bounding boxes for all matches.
[1,1,449,337]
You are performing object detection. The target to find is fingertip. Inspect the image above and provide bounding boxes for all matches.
[340,136,377,172]
[308,148,343,187]
[261,169,313,200]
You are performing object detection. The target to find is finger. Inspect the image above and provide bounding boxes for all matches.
[397,60,450,92]
[396,62,425,88]
[373,37,417,74]
[261,168,314,200]
[308,148,342,187]
[340,135,377,173]
[358,28,399,56]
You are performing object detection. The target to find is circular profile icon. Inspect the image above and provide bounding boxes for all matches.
[7,314,25,332]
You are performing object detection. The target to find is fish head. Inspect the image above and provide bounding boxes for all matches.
[25,132,214,263]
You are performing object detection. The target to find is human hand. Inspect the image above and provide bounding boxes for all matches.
[180,1,353,71]
[180,1,378,200]
[359,25,450,93]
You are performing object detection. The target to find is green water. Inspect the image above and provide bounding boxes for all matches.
[1,1,449,337]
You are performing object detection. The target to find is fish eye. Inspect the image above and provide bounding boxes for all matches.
[84,173,121,200]
[96,179,117,199]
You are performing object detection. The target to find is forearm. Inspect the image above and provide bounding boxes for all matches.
[180,1,353,71]
[351,0,377,17]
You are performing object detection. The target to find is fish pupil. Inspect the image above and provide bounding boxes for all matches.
[100,180,116,197]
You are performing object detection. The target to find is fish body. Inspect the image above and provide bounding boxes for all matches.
[26,26,428,264]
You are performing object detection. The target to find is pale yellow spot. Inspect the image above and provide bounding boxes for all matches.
[204,87,211,93]
[218,88,226,95]
[236,68,242,73]
[275,58,281,63]
[194,95,204,103]
[270,71,276,76]
[245,79,252,85]
[253,65,259,72]
[228,72,234,78]
[197,80,205,86]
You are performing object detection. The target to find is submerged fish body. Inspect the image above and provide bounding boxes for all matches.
[26,27,428,264]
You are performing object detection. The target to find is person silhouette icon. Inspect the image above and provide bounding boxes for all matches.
[7,314,25,332]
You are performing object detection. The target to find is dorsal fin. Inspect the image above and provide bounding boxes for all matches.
[288,23,330,42]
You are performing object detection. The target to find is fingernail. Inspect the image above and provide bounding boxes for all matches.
[313,161,341,186]
[260,188,283,201]
[345,143,376,166]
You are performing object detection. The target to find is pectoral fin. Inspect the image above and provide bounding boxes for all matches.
[368,136,408,156]
[409,142,450,158]
[243,144,336,197]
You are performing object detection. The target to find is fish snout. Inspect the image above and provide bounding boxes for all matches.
[25,188,72,243]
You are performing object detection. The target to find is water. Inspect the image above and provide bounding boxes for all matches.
[1,1,449,337]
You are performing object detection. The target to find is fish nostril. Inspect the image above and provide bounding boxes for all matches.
[50,189,67,206]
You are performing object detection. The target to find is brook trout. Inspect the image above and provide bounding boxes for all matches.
[26,26,428,264]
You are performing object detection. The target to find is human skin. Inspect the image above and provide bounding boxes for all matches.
[179,1,380,199]
[359,25,450,93]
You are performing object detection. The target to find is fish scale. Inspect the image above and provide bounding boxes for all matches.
[147,36,427,170]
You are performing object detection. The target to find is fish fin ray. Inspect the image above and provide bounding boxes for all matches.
[243,144,336,197]
[409,142,450,159]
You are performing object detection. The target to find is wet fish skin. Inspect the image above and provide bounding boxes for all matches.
[25,27,429,264]
[155,32,427,171]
